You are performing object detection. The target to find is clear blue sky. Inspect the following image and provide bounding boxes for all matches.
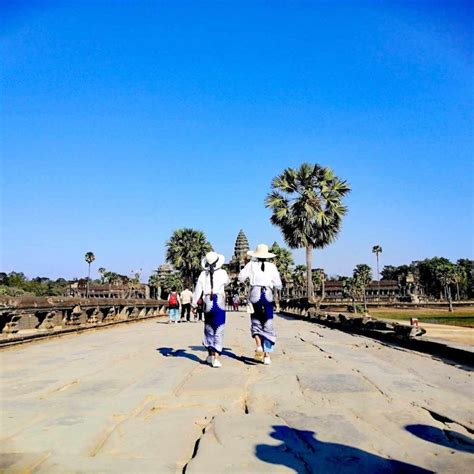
[1,1,473,281]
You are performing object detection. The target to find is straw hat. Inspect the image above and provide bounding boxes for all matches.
[247,244,276,259]
[201,251,225,270]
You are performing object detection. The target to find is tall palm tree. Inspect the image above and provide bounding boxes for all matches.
[266,163,350,297]
[84,252,95,297]
[166,228,212,288]
[372,245,382,301]
[353,264,372,312]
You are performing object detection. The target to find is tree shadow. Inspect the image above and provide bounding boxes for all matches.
[188,345,258,365]
[405,424,474,454]
[156,347,206,365]
[255,425,432,473]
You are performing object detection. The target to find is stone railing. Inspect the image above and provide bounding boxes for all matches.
[0,296,168,345]
[279,297,426,339]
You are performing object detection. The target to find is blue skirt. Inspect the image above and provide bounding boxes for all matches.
[203,294,226,354]
[251,288,276,350]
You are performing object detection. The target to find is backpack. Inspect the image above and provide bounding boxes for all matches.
[169,293,178,308]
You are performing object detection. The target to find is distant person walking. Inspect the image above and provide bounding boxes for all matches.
[232,294,240,311]
[192,251,230,368]
[167,287,181,324]
[239,244,282,365]
[180,287,193,322]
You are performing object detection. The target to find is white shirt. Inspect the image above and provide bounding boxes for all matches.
[238,261,282,289]
[180,289,193,304]
[192,268,230,306]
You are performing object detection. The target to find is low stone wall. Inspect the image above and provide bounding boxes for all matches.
[0,296,168,345]
[280,298,425,339]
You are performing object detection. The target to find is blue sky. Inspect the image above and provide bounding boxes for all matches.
[1,1,473,281]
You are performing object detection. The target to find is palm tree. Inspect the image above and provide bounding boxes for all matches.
[436,264,457,312]
[341,277,363,313]
[98,267,106,284]
[353,264,372,312]
[84,252,95,297]
[292,265,307,298]
[166,228,213,288]
[312,268,326,300]
[269,242,294,298]
[266,163,350,297]
[372,245,382,301]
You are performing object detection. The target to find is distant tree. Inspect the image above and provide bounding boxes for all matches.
[269,242,294,296]
[353,264,372,312]
[292,265,307,298]
[161,273,184,295]
[457,259,474,299]
[372,245,382,300]
[312,268,327,300]
[341,277,363,313]
[266,163,350,297]
[98,267,106,284]
[84,252,95,297]
[166,228,212,288]
[436,263,457,312]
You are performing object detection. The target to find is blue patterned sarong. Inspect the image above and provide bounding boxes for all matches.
[203,294,226,354]
[250,287,276,350]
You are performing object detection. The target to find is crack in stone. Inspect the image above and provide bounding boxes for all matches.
[352,369,392,400]
[182,417,215,474]
[420,406,474,435]
[274,413,315,474]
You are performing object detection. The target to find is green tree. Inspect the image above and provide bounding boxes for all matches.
[353,264,372,312]
[161,273,184,295]
[312,268,327,300]
[341,276,363,313]
[292,265,307,298]
[166,228,212,288]
[98,267,106,284]
[269,242,294,293]
[456,259,473,299]
[372,245,382,300]
[436,263,457,312]
[266,163,350,297]
[84,252,95,297]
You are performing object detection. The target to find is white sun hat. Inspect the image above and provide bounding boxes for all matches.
[247,244,276,259]
[201,251,225,270]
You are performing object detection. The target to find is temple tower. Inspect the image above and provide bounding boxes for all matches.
[228,229,250,277]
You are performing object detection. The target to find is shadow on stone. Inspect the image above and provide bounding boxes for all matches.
[156,347,206,364]
[406,424,474,454]
[188,345,258,365]
[255,425,432,473]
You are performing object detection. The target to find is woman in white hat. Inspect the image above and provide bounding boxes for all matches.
[238,244,282,365]
[192,251,230,368]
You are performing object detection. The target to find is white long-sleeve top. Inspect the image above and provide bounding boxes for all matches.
[238,261,282,289]
[192,268,230,306]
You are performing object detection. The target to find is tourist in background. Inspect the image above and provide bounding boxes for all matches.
[192,251,230,368]
[238,244,282,365]
[180,287,193,322]
[167,287,181,324]
[196,294,204,321]
[232,293,240,311]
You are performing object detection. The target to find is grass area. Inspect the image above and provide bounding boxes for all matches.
[368,307,474,328]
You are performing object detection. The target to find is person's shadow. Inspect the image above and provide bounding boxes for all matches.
[156,347,206,365]
[255,425,433,473]
[188,345,257,365]
[405,424,474,454]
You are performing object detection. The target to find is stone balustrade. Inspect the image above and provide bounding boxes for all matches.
[279,297,426,339]
[0,296,168,345]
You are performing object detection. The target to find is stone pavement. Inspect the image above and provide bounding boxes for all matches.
[1,312,473,473]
